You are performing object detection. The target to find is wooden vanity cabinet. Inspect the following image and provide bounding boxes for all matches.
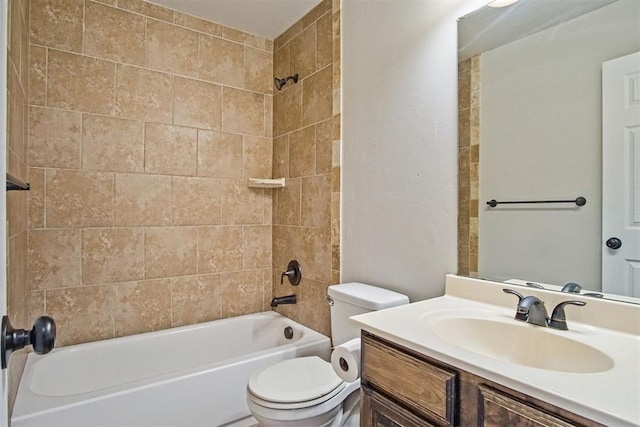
[360,332,604,427]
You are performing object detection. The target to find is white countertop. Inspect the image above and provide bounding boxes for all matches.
[351,275,640,427]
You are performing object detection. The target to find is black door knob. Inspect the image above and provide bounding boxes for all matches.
[1,315,56,369]
[606,237,622,250]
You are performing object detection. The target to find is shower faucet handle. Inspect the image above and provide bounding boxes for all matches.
[280,260,302,286]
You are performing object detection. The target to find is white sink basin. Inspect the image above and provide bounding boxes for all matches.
[428,316,614,373]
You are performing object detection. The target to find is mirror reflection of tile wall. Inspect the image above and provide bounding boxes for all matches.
[457,56,480,276]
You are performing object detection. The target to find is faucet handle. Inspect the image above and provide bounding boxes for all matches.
[503,288,525,304]
[561,282,582,293]
[548,300,586,330]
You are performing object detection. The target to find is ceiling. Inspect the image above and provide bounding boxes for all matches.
[150,0,323,40]
[458,0,617,61]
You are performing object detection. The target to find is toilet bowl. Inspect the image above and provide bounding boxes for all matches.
[246,356,360,427]
[246,283,410,426]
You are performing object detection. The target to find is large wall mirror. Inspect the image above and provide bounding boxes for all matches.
[457,0,640,303]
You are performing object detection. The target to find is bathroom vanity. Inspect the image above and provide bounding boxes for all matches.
[352,275,640,427]
[360,332,600,426]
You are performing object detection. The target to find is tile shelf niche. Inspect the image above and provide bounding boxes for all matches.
[247,178,286,189]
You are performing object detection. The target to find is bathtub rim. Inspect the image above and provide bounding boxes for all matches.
[12,311,331,422]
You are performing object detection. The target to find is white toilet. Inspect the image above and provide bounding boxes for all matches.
[246,283,410,427]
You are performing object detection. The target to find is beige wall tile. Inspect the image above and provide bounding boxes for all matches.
[222,88,265,137]
[265,95,273,138]
[45,169,114,228]
[220,180,265,225]
[198,35,244,88]
[82,228,144,285]
[300,278,330,337]
[289,126,315,178]
[115,64,173,122]
[174,77,222,130]
[173,11,221,36]
[46,285,115,346]
[290,24,316,80]
[244,47,273,95]
[273,83,302,137]
[82,115,144,173]
[29,0,83,52]
[272,225,294,272]
[316,12,332,69]
[115,173,172,227]
[303,227,331,283]
[7,190,26,239]
[273,135,289,179]
[28,168,45,228]
[172,176,220,226]
[301,174,331,228]
[144,227,197,279]
[47,50,115,115]
[7,68,25,161]
[243,226,271,269]
[331,194,340,244]
[315,119,332,174]
[172,275,222,327]
[274,178,300,226]
[302,0,331,28]
[28,230,82,290]
[29,45,47,106]
[275,20,302,51]
[197,226,242,274]
[145,123,197,176]
[115,279,171,336]
[243,136,272,179]
[85,1,145,66]
[146,19,198,77]
[331,166,340,193]
[222,27,266,50]
[197,130,243,178]
[274,45,290,82]
[117,0,173,22]
[221,270,264,317]
[8,232,27,319]
[28,107,81,169]
[265,40,274,53]
[302,66,332,126]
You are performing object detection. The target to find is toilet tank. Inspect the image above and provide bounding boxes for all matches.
[327,283,409,346]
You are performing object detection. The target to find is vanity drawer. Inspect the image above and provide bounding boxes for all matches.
[362,333,458,425]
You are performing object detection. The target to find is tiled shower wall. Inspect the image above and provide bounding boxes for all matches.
[7,0,31,410]
[458,56,479,276]
[270,0,340,338]
[26,0,275,346]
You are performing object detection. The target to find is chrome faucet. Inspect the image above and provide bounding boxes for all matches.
[516,296,549,327]
[502,289,586,330]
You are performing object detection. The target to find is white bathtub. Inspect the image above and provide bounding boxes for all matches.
[12,311,331,427]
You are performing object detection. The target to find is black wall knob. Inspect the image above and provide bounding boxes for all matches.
[1,315,56,369]
[606,237,622,250]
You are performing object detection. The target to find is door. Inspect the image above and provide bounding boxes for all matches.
[602,51,640,296]
[0,0,9,423]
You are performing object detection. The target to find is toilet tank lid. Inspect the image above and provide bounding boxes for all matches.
[327,283,409,310]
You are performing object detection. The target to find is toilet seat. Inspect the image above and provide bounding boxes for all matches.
[248,356,344,408]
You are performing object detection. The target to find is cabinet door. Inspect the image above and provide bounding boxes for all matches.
[362,386,436,427]
[362,334,458,425]
[478,385,576,427]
